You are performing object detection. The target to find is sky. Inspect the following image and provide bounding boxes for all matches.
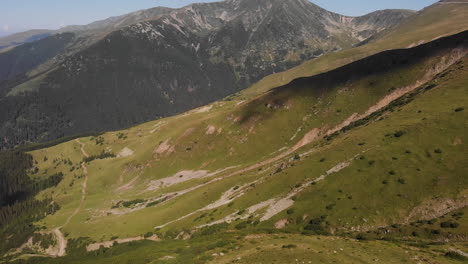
[0,0,437,37]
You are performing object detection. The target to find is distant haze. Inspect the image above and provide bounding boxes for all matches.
[1,0,437,36]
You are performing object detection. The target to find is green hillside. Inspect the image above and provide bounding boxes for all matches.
[1,2,467,264]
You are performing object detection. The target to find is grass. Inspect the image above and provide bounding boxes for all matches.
[21,34,467,243]
[3,5,468,262]
[4,232,465,264]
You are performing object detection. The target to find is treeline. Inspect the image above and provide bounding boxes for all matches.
[0,151,33,205]
[0,150,63,208]
[0,199,59,254]
[0,150,63,255]
[83,151,116,163]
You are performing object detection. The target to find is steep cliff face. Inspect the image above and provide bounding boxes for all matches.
[0,0,415,149]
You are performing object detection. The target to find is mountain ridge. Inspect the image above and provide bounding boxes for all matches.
[0,0,415,149]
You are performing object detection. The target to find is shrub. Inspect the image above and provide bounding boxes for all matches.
[95,137,105,145]
[397,178,406,184]
[388,170,396,175]
[83,151,116,163]
[452,212,464,219]
[121,199,146,208]
[440,221,459,228]
[394,130,406,138]
[434,148,443,154]
[445,251,468,261]
[454,107,464,112]
[356,234,367,240]
[287,209,294,215]
[282,244,297,249]
[382,180,388,185]
[235,222,248,230]
[197,223,229,236]
[143,232,153,238]
[304,216,329,235]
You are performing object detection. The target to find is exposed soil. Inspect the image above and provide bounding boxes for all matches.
[275,219,289,229]
[206,125,216,135]
[118,147,134,157]
[86,235,160,252]
[153,139,174,155]
[405,197,468,223]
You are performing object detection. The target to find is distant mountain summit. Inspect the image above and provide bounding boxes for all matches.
[0,0,415,149]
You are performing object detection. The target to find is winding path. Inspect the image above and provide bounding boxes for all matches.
[50,139,90,257]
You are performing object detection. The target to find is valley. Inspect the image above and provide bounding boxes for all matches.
[0,1,467,263]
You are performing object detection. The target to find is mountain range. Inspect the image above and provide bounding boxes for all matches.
[0,0,415,149]
[0,0,467,263]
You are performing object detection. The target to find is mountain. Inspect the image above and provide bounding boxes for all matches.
[58,7,174,34]
[0,30,53,52]
[0,1,467,263]
[0,0,414,149]
[1,27,467,264]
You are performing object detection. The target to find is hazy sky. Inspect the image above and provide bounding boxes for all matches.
[0,0,437,36]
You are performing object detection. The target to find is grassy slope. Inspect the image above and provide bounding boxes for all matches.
[27,34,465,240]
[2,3,468,264]
[6,35,464,263]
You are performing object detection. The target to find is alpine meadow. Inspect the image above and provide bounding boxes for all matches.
[0,0,467,263]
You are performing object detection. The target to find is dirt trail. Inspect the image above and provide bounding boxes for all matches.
[51,228,67,257]
[62,139,89,228]
[50,139,90,256]
[75,139,89,158]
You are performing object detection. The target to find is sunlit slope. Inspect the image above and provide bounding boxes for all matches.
[241,1,468,98]
[14,29,465,249]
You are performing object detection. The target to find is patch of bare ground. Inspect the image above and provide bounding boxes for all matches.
[86,235,160,252]
[192,105,212,114]
[275,219,290,229]
[260,153,363,222]
[206,125,216,135]
[117,147,134,157]
[153,139,174,156]
[115,175,141,192]
[405,197,468,223]
[147,167,238,191]
[149,121,166,134]
[155,180,259,229]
